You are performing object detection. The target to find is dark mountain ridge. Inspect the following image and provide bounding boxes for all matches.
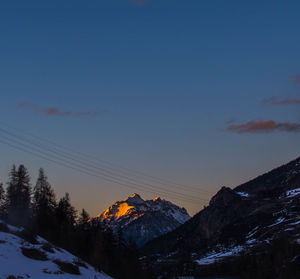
[235,156,300,194]
[142,156,300,267]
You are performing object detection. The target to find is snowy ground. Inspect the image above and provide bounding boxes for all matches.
[0,221,112,279]
[286,188,300,198]
[195,246,244,265]
[196,188,300,267]
[235,191,249,198]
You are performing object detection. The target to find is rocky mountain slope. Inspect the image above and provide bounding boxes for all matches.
[0,220,112,279]
[142,156,300,266]
[93,193,190,247]
[235,156,300,194]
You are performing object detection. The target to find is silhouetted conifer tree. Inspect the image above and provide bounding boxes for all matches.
[57,193,76,226]
[0,182,5,218]
[78,208,90,225]
[6,164,31,226]
[33,168,57,238]
[98,227,117,276]
[55,192,76,246]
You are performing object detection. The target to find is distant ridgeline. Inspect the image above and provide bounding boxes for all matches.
[142,156,300,279]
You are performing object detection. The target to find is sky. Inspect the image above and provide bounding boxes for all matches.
[0,0,300,216]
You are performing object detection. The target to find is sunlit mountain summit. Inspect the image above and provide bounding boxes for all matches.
[93,193,190,247]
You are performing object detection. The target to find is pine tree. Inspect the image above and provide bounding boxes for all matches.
[56,193,76,226]
[78,208,90,225]
[33,168,56,237]
[6,164,31,226]
[6,165,17,201]
[0,182,5,218]
[55,193,77,246]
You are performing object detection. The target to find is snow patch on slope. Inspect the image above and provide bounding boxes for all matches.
[0,221,112,279]
[286,188,300,198]
[236,191,249,198]
[196,246,244,265]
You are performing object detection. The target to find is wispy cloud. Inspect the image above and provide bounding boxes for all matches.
[262,96,300,105]
[289,74,300,84]
[18,102,104,118]
[227,120,300,134]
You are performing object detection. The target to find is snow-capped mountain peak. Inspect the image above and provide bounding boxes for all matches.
[153,196,161,202]
[125,193,144,204]
[93,194,190,246]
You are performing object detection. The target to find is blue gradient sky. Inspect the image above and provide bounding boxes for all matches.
[0,0,299,216]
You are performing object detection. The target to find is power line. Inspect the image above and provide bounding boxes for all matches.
[0,122,214,195]
[0,130,210,204]
[0,137,206,204]
[0,128,207,202]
